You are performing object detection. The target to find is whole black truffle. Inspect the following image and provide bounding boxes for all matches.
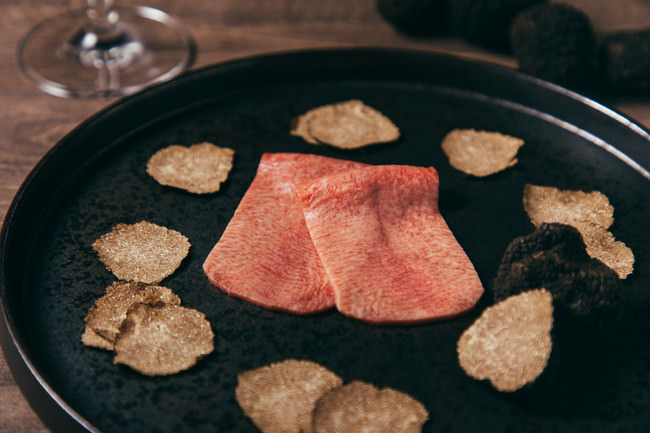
[449,0,546,51]
[376,0,448,36]
[493,223,620,324]
[600,29,650,92]
[510,3,596,88]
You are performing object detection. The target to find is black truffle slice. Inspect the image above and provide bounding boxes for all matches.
[493,223,620,321]
[376,0,448,36]
[449,0,546,51]
[510,3,596,88]
[600,29,650,92]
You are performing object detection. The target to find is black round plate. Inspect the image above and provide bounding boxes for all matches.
[1,48,649,433]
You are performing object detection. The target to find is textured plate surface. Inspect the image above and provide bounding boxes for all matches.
[1,49,649,433]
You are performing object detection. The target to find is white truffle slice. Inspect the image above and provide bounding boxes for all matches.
[92,221,191,284]
[291,100,400,149]
[83,281,181,348]
[523,184,634,278]
[113,303,214,376]
[235,359,342,433]
[457,289,554,392]
[441,129,524,177]
[146,142,234,194]
[312,380,429,433]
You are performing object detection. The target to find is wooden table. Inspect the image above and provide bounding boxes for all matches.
[1,1,648,431]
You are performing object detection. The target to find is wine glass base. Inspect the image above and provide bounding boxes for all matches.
[18,6,195,98]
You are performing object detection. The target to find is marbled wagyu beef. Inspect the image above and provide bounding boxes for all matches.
[202,153,367,314]
[296,165,484,323]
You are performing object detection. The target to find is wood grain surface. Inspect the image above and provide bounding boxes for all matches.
[1,1,648,431]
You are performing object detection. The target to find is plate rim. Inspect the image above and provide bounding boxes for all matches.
[1,46,649,433]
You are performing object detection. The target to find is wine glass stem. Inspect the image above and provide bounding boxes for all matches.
[18,3,194,97]
[85,0,118,35]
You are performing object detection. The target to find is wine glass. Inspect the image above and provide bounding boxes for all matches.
[18,0,195,98]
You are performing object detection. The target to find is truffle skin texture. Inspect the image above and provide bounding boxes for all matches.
[377,0,448,36]
[449,0,546,51]
[493,223,620,322]
[600,29,650,92]
[510,3,596,87]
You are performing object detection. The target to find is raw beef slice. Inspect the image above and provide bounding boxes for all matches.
[296,165,484,323]
[203,153,367,314]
